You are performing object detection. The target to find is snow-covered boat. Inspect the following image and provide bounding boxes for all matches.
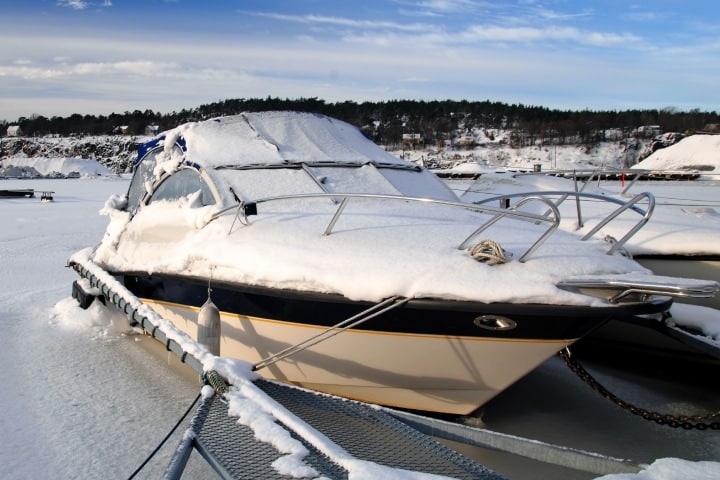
[70,112,718,414]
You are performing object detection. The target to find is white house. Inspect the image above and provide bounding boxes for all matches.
[6,125,23,137]
[402,133,423,145]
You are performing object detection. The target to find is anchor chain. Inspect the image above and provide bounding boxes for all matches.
[559,348,720,430]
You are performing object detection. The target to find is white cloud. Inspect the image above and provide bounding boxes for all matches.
[0,59,246,85]
[57,0,88,9]
[412,0,481,13]
[253,10,641,50]
[72,60,176,76]
[252,12,436,34]
[532,6,594,21]
[56,0,112,9]
[458,24,640,47]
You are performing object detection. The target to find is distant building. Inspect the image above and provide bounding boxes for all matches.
[635,125,662,137]
[402,133,423,145]
[456,135,476,147]
[6,125,23,137]
[145,124,159,135]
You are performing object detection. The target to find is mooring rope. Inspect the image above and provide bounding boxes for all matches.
[126,391,202,480]
[204,370,229,398]
[468,239,510,265]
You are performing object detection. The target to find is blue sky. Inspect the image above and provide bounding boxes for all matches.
[2,1,720,121]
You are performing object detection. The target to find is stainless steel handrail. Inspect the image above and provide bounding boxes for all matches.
[473,191,654,255]
[457,196,560,262]
[212,192,562,263]
[579,192,655,254]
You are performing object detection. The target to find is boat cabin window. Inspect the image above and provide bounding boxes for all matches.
[311,164,458,201]
[381,169,458,202]
[148,168,216,206]
[221,163,459,202]
[310,165,401,195]
[224,168,325,200]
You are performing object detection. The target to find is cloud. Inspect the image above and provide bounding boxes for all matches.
[56,0,112,9]
[412,0,481,13]
[459,24,640,47]
[57,0,88,9]
[253,9,641,50]
[531,6,594,21]
[0,59,184,81]
[251,12,438,34]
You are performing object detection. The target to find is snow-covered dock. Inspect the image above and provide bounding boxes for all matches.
[166,378,504,480]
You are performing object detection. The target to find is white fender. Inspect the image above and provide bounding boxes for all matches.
[198,296,221,355]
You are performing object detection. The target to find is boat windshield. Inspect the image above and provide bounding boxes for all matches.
[127,144,186,213]
[216,162,458,203]
[148,168,216,206]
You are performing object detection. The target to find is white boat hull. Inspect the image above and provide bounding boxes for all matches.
[147,299,573,414]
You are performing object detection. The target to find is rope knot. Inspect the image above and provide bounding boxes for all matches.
[468,240,511,265]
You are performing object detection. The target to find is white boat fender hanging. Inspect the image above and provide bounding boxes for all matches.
[198,287,221,356]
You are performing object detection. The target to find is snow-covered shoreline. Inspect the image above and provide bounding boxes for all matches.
[0,128,704,177]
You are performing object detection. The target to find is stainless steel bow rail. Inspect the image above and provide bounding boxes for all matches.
[213,191,563,263]
[69,254,648,479]
[473,190,655,256]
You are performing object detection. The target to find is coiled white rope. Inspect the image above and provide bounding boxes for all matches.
[468,240,511,265]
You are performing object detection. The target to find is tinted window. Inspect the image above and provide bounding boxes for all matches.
[149,168,216,206]
[127,147,162,212]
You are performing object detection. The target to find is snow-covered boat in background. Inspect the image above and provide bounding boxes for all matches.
[70,112,718,414]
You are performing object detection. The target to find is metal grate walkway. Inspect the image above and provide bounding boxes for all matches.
[165,379,506,480]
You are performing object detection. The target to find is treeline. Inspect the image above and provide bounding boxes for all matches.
[4,97,719,146]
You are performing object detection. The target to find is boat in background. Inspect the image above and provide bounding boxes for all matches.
[0,188,35,198]
[70,113,718,414]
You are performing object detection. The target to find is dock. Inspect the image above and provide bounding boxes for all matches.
[0,189,54,201]
[165,377,503,479]
[0,188,35,198]
[434,168,703,182]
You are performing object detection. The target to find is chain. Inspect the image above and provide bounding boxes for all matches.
[559,348,720,430]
